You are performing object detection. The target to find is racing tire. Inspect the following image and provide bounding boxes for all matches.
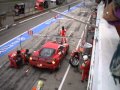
[69,57,79,67]
[44,1,49,8]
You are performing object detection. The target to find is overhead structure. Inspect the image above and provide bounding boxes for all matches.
[51,10,98,28]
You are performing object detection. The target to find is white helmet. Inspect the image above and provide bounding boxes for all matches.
[83,55,88,61]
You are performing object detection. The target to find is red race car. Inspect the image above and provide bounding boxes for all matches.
[34,0,65,11]
[29,41,69,70]
[8,49,30,68]
[35,0,45,11]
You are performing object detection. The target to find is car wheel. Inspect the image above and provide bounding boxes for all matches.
[69,58,79,67]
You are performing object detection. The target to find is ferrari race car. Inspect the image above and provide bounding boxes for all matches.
[8,49,30,68]
[29,41,69,70]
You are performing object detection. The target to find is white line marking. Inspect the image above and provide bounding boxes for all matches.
[58,64,71,90]
[58,14,91,90]
[19,11,49,24]
[0,28,6,32]
[12,24,16,26]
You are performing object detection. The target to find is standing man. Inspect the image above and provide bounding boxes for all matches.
[80,55,90,83]
[16,50,23,67]
[68,5,70,11]
[24,49,31,64]
[60,26,67,43]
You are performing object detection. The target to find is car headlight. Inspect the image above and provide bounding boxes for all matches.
[52,61,55,64]
[12,53,16,57]
[30,57,32,60]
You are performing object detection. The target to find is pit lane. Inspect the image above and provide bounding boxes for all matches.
[0,1,93,90]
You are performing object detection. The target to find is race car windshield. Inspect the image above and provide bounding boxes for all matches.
[39,48,55,58]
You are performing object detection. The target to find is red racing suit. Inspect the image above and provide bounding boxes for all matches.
[80,60,90,81]
[60,29,67,43]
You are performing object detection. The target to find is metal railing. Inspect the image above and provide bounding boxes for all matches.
[87,2,103,90]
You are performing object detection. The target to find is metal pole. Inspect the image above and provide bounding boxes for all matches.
[68,5,70,11]
[84,0,85,6]
[59,18,60,34]
[20,35,22,49]
[51,10,98,28]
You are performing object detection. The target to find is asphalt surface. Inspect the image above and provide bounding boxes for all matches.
[0,1,96,90]
[0,0,79,45]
